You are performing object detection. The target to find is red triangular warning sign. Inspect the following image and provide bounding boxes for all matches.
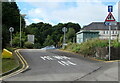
[105,12,116,21]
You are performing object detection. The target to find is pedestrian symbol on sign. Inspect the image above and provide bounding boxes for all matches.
[105,12,116,21]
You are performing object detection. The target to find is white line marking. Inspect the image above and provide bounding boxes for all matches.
[58,61,66,66]
[67,60,77,65]
[40,56,53,60]
[61,61,70,66]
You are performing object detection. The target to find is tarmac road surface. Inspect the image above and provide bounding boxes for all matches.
[3,49,119,82]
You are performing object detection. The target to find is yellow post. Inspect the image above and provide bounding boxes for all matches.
[2,49,12,58]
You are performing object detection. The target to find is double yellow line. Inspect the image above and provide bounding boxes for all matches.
[1,49,29,80]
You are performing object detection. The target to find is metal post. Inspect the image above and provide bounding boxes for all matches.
[20,15,21,47]
[108,25,111,60]
[64,30,66,44]
[10,32,12,47]
[63,30,66,49]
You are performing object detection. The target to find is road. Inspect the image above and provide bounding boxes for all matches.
[3,49,119,82]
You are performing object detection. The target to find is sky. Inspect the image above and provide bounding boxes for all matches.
[16,0,120,27]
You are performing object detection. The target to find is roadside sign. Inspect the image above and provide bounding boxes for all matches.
[9,27,14,32]
[28,35,35,44]
[108,5,113,12]
[104,21,117,26]
[62,27,67,32]
[105,12,116,22]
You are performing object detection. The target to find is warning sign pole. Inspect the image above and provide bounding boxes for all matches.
[108,25,111,61]
[104,5,115,61]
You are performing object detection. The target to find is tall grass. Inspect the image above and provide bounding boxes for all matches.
[65,38,120,56]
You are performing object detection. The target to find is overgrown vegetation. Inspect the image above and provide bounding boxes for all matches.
[24,41,34,49]
[65,38,120,59]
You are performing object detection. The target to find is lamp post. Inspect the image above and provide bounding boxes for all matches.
[20,14,26,47]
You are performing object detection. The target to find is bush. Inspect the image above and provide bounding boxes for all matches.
[24,42,34,49]
[65,38,120,59]
[65,38,109,56]
[65,43,79,52]
[34,43,41,49]
[111,39,120,48]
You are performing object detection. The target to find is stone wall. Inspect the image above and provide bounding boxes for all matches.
[95,47,120,60]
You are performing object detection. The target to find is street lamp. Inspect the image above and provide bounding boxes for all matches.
[20,14,26,47]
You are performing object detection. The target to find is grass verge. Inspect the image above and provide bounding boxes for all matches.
[2,58,19,73]
[0,48,20,75]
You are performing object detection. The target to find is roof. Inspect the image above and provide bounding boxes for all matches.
[81,22,120,30]
[76,30,99,34]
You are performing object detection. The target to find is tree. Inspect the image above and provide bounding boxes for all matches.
[43,35,55,46]
[2,2,25,48]
[66,28,76,43]
[65,22,81,33]
[25,22,81,47]
[12,32,27,47]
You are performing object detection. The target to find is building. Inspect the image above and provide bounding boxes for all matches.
[76,30,99,43]
[76,22,120,43]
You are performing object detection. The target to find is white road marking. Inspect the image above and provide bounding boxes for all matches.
[40,56,76,66]
[67,60,77,65]
[40,56,70,60]
[40,56,54,60]
[53,56,70,60]
[58,60,77,66]
[58,61,66,66]
[61,61,70,66]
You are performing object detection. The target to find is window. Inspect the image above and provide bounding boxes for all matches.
[106,31,108,34]
[115,31,118,34]
[112,31,114,34]
[103,31,105,34]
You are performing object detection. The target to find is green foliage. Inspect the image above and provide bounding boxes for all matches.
[12,32,27,47]
[111,39,120,48]
[34,43,42,49]
[25,22,81,47]
[79,39,108,56]
[43,35,55,46]
[25,22,53,46]
[65,38,109,56]
[65,43,80,53]
[2,25,9,48]
[2,58,19,73]
[2,2,25,48]
[24,42,34,49]
[66,28,76,43]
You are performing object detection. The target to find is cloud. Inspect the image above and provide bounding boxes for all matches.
[16,0,119,2]
[24,1,118,27]
[32,18,43,23]
[25,19,31,25]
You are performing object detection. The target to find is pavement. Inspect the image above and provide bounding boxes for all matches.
[2,49,119,82]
